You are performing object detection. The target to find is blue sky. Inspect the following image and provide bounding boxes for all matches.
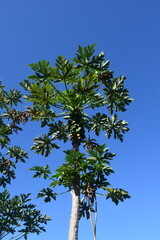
[0,0,160,239]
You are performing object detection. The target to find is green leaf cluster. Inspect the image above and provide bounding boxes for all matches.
[0,82,22,109]
[0,146,29,188]
[0,190,51,239]
[0,83,29,187]
[20,44,133,221]
[0,82,51,239]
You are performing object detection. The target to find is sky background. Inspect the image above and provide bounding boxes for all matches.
[0,0,160,239]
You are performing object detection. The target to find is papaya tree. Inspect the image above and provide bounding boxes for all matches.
[0,82,51,240]
[20,44,133,240]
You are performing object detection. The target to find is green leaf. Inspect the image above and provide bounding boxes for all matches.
[104,114,129,142]
[104,187,131,205]
[20,79,31,91]
[30,165,51,179]
[27,82,58,108]
[89,113,109,136]
[74,44,96,66]
[48,120,68,142]
[103,76,133,114]
[79,201,95,219]
[31,134,60,157]
[28,60,53,83]
[37,188,56,202]
[5,89,22,107]
[6,146,29,163]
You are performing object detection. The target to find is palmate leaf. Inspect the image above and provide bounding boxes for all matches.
[54,56,79,83]
[37,188,56,202]
[51,150,87,188]
[103,187,131,205]
[87,144,116,164]
[31,134,60,157]
[89,113,129,141]
[103,76,133,114]
[72,76,100,96]
[81,144,115,188]
[73,44,110,74]
[90,52,110,71]
[30,165,51,179]
[87,93,107,109]
[28,60,53,83]
[104,114,129,142]
[89,112,109,136]
[6,146,29,163]
[5,89,22,107]
[79,201,95,219]
[48,120,68,142]
[73,44,96,66]
[0,85,22,109]
[56,90,85,110]
[27,82,57,108]
[20,79,31,91]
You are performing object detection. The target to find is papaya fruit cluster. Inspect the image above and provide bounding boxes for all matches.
[68,109,85,146]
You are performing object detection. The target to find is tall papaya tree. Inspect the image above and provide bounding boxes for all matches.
[0,82,51,240]
[20,44,133,240]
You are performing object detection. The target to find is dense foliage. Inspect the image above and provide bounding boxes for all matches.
[0,82,51,240]
[19,44,133,239]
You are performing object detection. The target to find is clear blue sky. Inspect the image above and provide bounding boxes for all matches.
[0,0,160,239]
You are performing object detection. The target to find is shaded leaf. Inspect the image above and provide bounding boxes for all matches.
[30,165,51,179]
[37,188,56,202]
[104,187,131,205]
[31,134,60,157]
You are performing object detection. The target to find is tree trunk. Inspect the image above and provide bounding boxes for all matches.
[68,185,80,240]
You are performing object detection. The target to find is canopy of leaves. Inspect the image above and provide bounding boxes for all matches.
[21,44,132,220]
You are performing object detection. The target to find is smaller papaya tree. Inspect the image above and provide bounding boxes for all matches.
[0,82,51,240]
[20,44,133,240]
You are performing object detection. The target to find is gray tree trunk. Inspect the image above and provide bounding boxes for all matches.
[68,186,80,240]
